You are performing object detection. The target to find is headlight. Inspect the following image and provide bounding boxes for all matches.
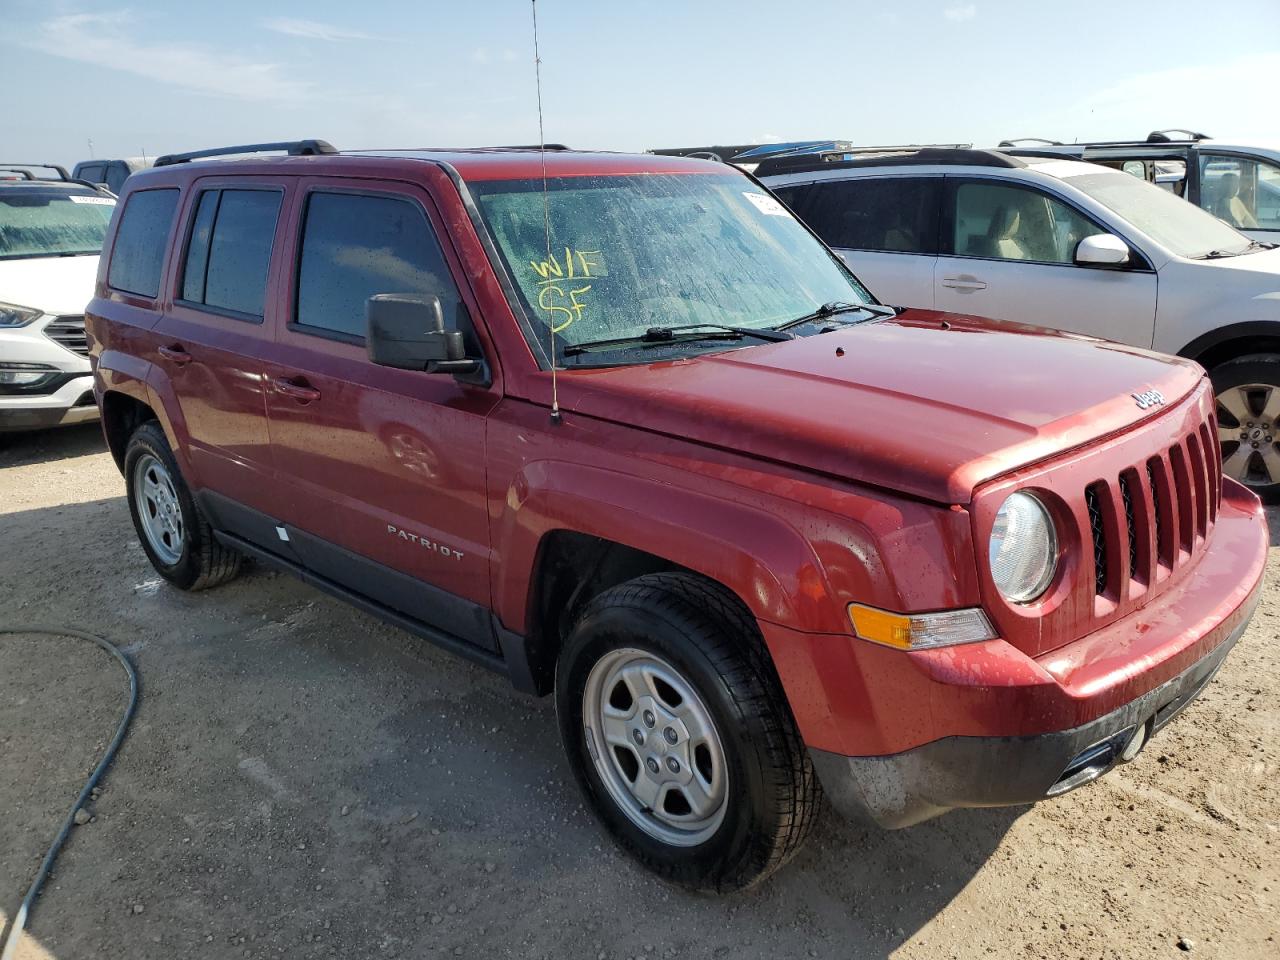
[0,302,41,327]
[989,492,1057,603]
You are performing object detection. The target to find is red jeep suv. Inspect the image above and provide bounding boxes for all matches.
[87,140,1267,891]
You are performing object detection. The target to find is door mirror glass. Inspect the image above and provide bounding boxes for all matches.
[1075,233,1131,266]
[366,294,480,374]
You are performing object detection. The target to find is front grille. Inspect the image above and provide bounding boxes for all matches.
[43,315,88,357]
[1086,411,1220,598]
[1085,483,1108,594]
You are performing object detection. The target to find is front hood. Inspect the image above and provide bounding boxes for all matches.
[0,255,101,316]
[564,311,1204,504]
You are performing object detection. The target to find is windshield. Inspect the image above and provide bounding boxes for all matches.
[470,173,872,359]
[1065,170,1253,259]
[0,189,115,260]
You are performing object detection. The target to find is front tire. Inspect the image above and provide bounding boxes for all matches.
[556,573,819,892]
[124,421,242,590]
[1210,354,1280,502]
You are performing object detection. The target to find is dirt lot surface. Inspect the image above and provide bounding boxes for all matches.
[0,424,1277,960]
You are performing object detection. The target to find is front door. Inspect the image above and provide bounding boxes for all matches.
[263,179,500,648]
[933,177,1158,347]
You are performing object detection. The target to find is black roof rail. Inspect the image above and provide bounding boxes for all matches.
[754,146,1024,177]
[153,139,338,168]
[997,137,1063,147]
[0,163,71,180]
[491,144,571,151]
[1147,128,1210,143]
[0,169,35,180]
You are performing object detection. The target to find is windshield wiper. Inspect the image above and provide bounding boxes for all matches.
[775,300,895,332]
[562,323,793,357]
[1195,249,1241,260]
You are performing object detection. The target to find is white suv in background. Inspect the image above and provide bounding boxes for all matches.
[758,147,1280,499]
[0,166,116,433]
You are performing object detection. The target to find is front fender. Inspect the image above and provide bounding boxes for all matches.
[492,460,835,634]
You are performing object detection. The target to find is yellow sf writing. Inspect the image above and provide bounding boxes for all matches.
[530,247,601,333]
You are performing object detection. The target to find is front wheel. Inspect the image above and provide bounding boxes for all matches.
[1211,354,1280,502]
[556,573,819,892]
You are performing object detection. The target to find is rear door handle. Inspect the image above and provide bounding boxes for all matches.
[273,376,321,403]
[941,276,988,292]
[157,344,193,365]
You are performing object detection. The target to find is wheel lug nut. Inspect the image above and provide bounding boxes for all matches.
[666,757,680,773]
[642,710,655,728]
[645,757,660,775]
[632,729,644,746]
[663,727,678,745]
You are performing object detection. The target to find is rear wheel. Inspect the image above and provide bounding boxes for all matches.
[556,573,819,892]
[124,421,242,590]
[1211,354,1280,502]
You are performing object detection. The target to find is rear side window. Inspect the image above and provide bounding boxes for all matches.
[108,188,179,298]
[294,192,460,339]
[774,178,940,254]
[180,188,282,319]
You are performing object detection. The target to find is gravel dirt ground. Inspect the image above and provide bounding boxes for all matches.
[0,424,1276,960]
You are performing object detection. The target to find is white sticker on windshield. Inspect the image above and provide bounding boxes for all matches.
[68,195,116,205]
[742,192,788,216]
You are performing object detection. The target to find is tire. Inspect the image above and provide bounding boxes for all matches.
[123,421,242,590]
[1209,353,1280,503]
[556,572,819,892]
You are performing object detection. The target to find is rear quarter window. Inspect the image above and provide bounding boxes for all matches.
[108,188,180,298]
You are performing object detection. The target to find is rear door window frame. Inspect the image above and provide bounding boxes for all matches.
[773,174,944,257]
[176,185,285,324]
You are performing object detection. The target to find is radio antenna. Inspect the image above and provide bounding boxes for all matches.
[531,0,561,425]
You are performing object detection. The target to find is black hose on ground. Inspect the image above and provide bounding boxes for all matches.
[0,626,138,960]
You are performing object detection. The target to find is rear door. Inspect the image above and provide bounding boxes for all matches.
[933,177,1158,346]
[263,178,500,649]
[150,178,291,546]
[772,175,940,308]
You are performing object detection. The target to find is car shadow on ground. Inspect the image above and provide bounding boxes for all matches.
[0,422,105,467]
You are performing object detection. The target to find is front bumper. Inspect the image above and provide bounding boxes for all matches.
[811,608,1254,828]
[760,479,1268,830]
[0,374,98,432]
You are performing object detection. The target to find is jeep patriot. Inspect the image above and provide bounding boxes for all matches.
[87,140,1268,891]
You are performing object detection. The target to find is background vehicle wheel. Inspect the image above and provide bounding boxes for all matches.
[556,572,819,892]
[124,421,242,590]
[1210,354,1280,503]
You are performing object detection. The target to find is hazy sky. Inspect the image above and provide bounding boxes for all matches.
[5,0,1278,169]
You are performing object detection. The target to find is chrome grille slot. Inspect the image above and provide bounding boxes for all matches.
[43,315,88,357]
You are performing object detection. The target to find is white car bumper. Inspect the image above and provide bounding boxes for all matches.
[0,315,98,432]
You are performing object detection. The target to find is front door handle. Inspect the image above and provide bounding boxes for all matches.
[273,376,321,403]
[157,344,193,365]
[941,275,988,292]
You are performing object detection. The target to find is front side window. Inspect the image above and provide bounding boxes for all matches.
[0,187,115,261]
[180,188,281,318]
[295,192,460,339]
[471,173,872,357]
[1065,169,1253,258]
[107,188,178,297]
[775,177,940,254]
[1199,154,1280,232]
[951,181,1100,264]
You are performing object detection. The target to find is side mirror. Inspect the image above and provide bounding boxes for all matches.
[1075,233,1131,267]
[366,294,480,375]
